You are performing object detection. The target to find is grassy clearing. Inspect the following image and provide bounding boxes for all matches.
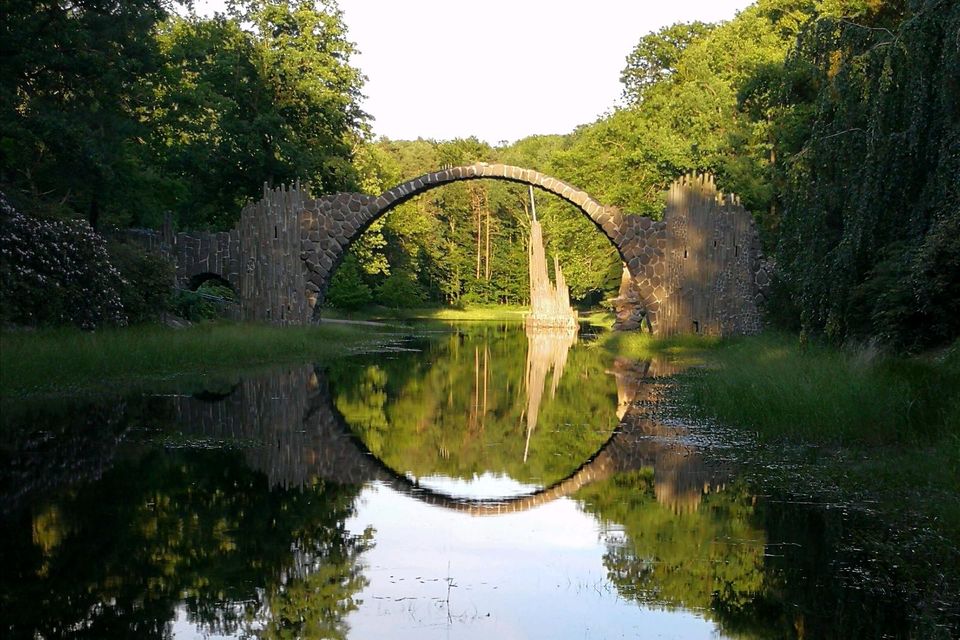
[596,330,722,364]
[322,304,616,326]
[677,333,960,447]
[320,304,528,323]
[0,322,411,396]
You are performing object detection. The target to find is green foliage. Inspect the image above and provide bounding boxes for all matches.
[107,239,175,323]
[170,290,220,322]
[0,0,168,227]
[772,0,960,349]
[621,21,716,103]
[144,2,366,230]
[326,253,372,309]
[375,271,426,308]
[1,0,366,231]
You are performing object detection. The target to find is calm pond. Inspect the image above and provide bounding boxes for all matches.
[0,323,953,638]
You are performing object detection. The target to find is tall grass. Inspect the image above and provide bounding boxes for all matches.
[0,322,408,395]
[678,333,960,447]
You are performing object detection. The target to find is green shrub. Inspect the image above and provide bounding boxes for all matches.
[169,281,237,322]
[0,194,126,329]
[107,240,175,323]
[170,290,219,322]
[326,254,372,309]
[376,271,426,308]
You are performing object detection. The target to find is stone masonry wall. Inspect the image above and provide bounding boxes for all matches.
[160,163,763,335]
[613,173,766,336]
[140,183,310,324]
[238,182,310,324]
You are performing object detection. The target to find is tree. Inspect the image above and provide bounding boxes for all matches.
[0,0,169,226]
[620,21,716,104]
[144,1,367,230]
[772,0,960,349]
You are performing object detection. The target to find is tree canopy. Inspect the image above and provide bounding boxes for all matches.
[1,0,367,230]
[2,0,955,348]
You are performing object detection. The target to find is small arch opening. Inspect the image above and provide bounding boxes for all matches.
[177,273,239,321]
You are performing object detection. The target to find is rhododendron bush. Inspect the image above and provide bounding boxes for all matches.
[1,195,127,329]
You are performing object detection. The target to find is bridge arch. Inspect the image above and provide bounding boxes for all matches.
[161,166,764,334]
[299,163,667,326]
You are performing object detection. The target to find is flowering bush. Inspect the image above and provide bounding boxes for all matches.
[1,193,128,329]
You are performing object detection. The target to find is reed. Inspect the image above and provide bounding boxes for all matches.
[678,333,960,446]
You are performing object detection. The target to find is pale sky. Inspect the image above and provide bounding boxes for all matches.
[197,0,755,144]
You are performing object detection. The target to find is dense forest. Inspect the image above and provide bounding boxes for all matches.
[1,0,957,349]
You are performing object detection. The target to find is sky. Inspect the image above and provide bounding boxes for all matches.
[197,0,755,144]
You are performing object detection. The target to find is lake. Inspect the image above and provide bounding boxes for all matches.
[0,322,951,638]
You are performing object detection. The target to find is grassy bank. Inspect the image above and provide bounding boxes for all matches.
[0,322,412,395]
[670,333,960,533]
[678,333,960,447]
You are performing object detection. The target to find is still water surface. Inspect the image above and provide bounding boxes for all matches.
[0,323,946,638]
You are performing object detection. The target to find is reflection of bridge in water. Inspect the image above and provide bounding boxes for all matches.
[175,360,731,516]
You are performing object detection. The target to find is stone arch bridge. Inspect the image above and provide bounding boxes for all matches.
[156,164,769,335]
[173,364,732,517]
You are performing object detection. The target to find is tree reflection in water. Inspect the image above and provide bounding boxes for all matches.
[2,324,951,638]
[329,323,620,488]
[1,426,372,639]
